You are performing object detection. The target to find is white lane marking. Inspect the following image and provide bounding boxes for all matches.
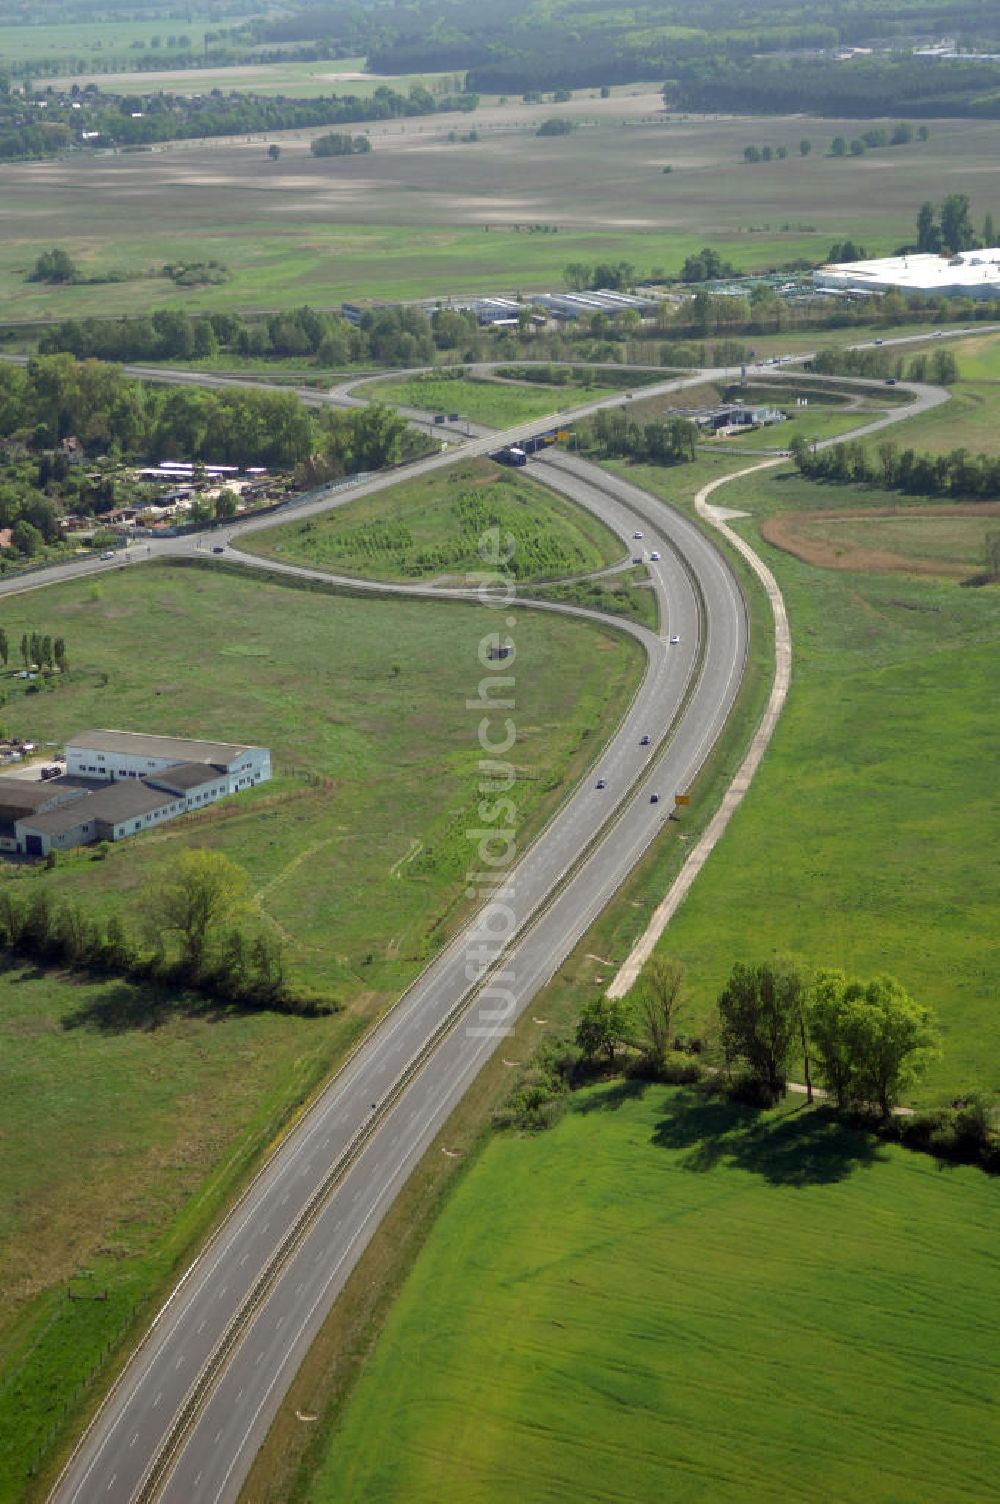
[129,1435,138,1449]
[152,1392,162,1409]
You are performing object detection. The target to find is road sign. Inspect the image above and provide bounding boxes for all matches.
[556,430,571,441]
[674,794,690,806]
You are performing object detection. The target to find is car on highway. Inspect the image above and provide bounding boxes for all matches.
[632,555,643,564]
[632,530,643,539]
[885,378,897,386]
[650,550,661,560]
[212,545,225,554]
[874,338,884,346]
[650,792,660,804]
[596,778,606,789]
[100,551,115,560]
[669,634,680,645]
[640,735,650,746]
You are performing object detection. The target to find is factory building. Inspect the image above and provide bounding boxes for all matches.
[815,249,1000,300]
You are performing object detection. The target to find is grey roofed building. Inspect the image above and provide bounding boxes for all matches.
[68,730,255,766]
[20,781,175,838]
[0,776,84,822]
[146,761,228,793]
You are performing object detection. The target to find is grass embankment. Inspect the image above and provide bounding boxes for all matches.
[308,1084,1000,1504]
[764,504,1000,579]
[629,460,999,1102]
[0,561,643,1497]
[243,457,624,583]
[360,374,607,428]
[863,379,1000,456]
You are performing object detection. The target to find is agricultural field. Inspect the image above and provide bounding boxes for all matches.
[243,457,624,582]
[360,374,610,427]
[0,559,643,1494]
[2,112,1000,318]
[764,504,1000,578]
[309,1083,1000,1504]
[0,15,221,65]
[31,58,441,99]
[621,458,1000,1101]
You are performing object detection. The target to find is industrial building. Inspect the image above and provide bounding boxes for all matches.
[0,731,271,857]
[815,250,1000,300]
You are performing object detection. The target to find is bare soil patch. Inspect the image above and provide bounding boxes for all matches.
[762,502,1000,578]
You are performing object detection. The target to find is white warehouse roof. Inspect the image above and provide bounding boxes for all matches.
[815,249,1000,298]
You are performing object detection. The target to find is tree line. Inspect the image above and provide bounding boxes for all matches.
[790,431,1000,503]
[0,354,408,473]
[0,82,476,161]
[576,409,699,465]
[541,957,995,1171]
[0,847,333,1016]
[672,56,1000,119]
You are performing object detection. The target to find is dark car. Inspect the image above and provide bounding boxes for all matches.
[212,544,225,554]
[640,735,650,746]
[596,778,607,789]
[650,792,660,804]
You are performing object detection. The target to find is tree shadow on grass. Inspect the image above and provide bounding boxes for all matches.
[651,1092,885,1187]
[571,1078,648,1114]
[60,979,224,1034]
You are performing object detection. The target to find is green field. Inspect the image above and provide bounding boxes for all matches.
[361,375,609,427]
[770,508,998,576]
[0,15,220,64]
[861,379,1000,457]
[310,1084,1000,1504]
[36,58,460,99]
[244,457,624,583]
[620,459,1000,1101]
[955,330,1000,381]
[0,559,643,1496]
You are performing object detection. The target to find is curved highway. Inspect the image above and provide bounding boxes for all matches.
[35,357,952,1504]
[47,442,745,1504]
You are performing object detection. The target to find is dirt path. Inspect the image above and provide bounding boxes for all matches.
[607,458,788,997]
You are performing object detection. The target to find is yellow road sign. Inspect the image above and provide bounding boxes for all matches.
[674,794,691,806]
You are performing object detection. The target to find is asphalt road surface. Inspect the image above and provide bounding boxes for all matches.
[37,354,952,1504]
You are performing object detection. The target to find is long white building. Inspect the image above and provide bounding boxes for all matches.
[0,731,271,858]
[815,249,1000,300]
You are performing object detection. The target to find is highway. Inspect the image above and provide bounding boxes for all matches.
[45,441,746,1504]
[34,352,952,1504]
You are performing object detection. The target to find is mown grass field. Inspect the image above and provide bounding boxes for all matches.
[361,374,608,427]
[244,457,623,582]
[0,559,643,1498]
[955,330,1000,381]
[625,459,999,1101]
[864,379,1000,457]
[0,15,220,63]
[309,1083,1000,1504]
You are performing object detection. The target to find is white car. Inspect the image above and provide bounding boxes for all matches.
[669,634,680,645]
[650,550,661,561]
[632,530,643,539]
[100,551,115,560]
